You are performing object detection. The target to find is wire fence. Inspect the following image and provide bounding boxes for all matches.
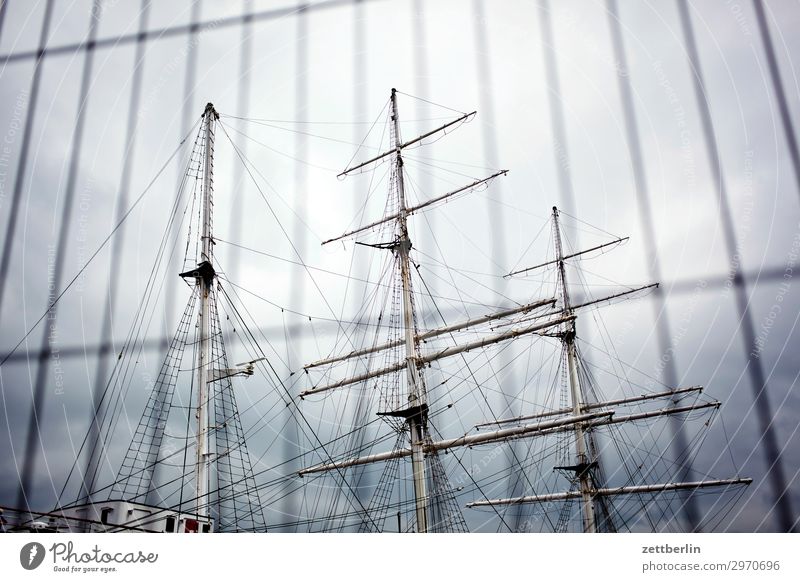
[0,0,797,532]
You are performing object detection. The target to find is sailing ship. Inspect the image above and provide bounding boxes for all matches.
[8,91,750,533]
[294,89,751,533]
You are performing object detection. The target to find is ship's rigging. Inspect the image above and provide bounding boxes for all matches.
[295,90,751,533]
[4,92,751,534]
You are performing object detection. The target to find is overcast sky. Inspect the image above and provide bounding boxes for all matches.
[0,0,799,532]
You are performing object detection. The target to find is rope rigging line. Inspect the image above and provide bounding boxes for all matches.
[412,260,557,532]
[56,121,206,507]
[219,114,458,125]
[219,120,339,172]
[394,90,470,116]
[0,0,782,533]
[215,121,393,532]
[80,125,208,501]
[219,116,385,151]
[207,255,382,531]
[0,117,202,370]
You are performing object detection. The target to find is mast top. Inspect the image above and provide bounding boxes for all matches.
[203,102,219,119]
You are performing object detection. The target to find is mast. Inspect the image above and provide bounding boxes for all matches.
[112,101,266,531]
[553,206,596,533]
[195,103,218,519]
[300,172,751,531]
[391,88,429,533]
[309,88,508,532]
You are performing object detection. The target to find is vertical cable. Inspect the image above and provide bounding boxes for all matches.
[606,0,700,531]
[144,0,203,508]
[751,0,800,201]
[0,0,55,331]
[218,0,256,520]
[412,0,432,248]
[226,0,253,283]
[0,0,8,46]
[471,0,507,249]
[409,6,438,529]
[344,0,373,522]
[676,0,795,532]
[282,0,309,532]
[472,0,524,531]
[165,0,203,343]
[82,0,152,503]
[537,0,577,218]
[17,0,101,512]
[220,5,256,522]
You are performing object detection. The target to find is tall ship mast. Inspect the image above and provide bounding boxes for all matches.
[49,103,269,533]
[7,94,751,534]
[296,89,751,533]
